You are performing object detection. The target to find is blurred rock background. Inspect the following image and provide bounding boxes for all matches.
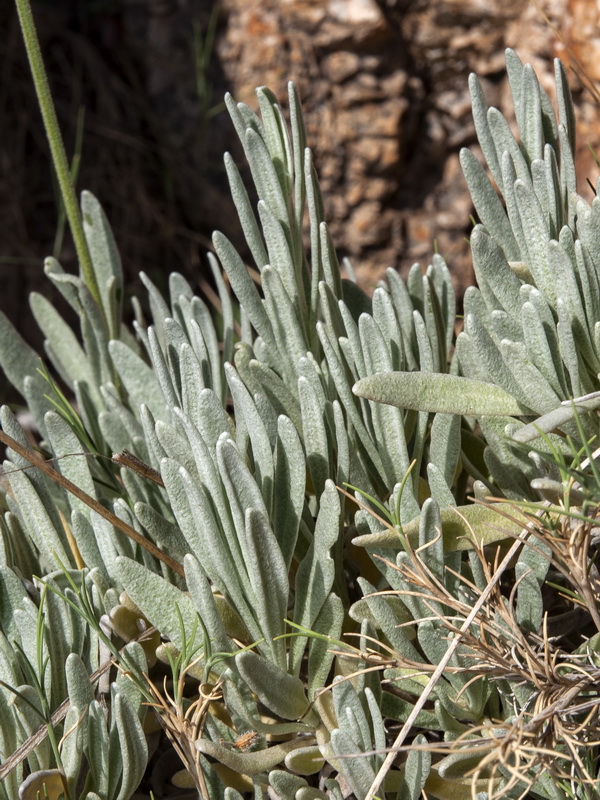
[1,0,599,364]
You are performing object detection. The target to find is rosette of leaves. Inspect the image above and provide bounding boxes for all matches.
[0,568,148,800]
[355,49,600,502]
[4,5,595,793]
[0,41,470,798]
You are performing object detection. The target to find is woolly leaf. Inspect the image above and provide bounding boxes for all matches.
[111,690,147,800]
[396,734,431,800]
[236,650,310,720]
[354,372,527,416]
[115,556,196,650]
[352,502,527,551]
[81,191,123,340]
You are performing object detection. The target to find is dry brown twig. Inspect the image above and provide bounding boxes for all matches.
[143,661,222,800]
[363,505,540,799]
[0,428,185,577]
[360,493,600,798]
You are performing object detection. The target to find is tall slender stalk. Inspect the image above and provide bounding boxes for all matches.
[13,0,103,313]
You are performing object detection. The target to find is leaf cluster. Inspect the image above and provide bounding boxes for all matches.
[1,35,600,800]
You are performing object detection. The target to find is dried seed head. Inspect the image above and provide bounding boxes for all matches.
[233,731,259,751]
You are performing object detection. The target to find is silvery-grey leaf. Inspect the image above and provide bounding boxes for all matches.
[81,191,123,341]
[236,650,309,720]
[213,230,277,356]
[291,481,339,672]
[115,556,196,650]
[271,416,305,569]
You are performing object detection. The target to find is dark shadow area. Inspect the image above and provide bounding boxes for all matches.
[0,0,239,387]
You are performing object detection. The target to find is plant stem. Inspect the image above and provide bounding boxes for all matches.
[13,0,103,312]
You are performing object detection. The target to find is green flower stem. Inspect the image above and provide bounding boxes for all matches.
[14,0,103,313]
